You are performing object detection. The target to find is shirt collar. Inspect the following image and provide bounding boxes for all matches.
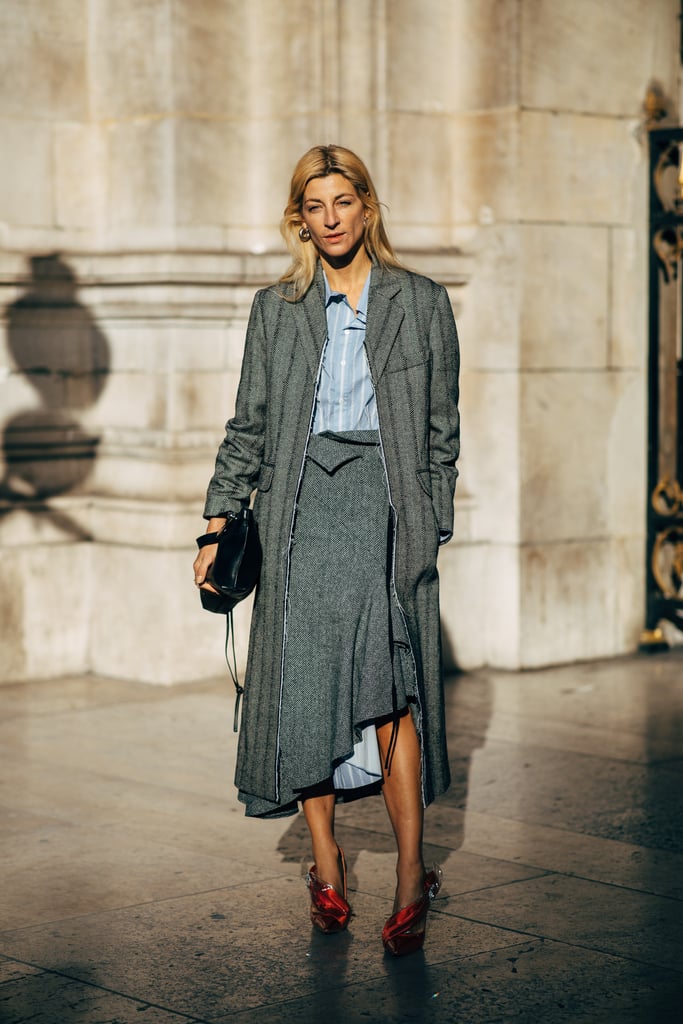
[323,269,372,318]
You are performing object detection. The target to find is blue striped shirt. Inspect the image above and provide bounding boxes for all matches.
[312,270,377,433]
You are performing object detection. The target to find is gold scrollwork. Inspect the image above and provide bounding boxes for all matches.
[653,226,683,283]
[651,476,683,516]
[652,526,683,598]
[653,141,683,214]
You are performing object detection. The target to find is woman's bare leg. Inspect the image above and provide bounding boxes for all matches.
[302,789,344,892]
[376,710,425,910]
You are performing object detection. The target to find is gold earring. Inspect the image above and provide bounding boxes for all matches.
[299,225,311,242]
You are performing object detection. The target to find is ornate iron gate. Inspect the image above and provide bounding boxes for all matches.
[644,127,683,643]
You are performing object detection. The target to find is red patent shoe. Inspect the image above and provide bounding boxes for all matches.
[382,866,442,957]
[306,846,351,933]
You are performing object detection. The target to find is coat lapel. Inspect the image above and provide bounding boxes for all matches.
[291,261,406,382]
[291,264,328,379]
[365,267,405,382]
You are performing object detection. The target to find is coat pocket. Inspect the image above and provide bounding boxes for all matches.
[256,462,274,492]
[416,467,432,498]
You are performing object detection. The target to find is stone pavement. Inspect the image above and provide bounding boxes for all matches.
[0,652,681,1023]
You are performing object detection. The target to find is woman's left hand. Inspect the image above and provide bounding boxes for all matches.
[193,543,220,591]
[193,517,227,591]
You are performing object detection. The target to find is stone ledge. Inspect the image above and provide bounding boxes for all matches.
[0,247,469,286]
[0,248,469,321]
[0,494,204,548]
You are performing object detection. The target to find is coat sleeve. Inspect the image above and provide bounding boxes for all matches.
[428,284,460,542]
[203,290,267,518]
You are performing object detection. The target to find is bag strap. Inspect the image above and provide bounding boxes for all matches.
[196,520,244,728]
[196,510,239,549]
[196,530,222,548]
[223,610,245,732]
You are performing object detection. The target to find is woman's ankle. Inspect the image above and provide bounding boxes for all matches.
[394,858,426,910]
[312,841,343,891]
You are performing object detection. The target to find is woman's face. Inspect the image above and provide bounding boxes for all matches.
[300,173,367,262]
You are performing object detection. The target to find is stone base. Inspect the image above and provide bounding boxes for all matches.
[0,495,253,685]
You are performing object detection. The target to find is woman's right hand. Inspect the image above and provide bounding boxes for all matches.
[193,517,226,592]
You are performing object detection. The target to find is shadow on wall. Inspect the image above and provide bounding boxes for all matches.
[1,253,110,539]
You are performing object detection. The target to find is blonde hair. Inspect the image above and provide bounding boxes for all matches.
[279,145,402,301]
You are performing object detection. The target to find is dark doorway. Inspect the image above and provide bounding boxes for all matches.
[645,128,683,639]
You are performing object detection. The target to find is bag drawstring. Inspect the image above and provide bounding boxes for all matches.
[224,609,244,733]
[383,687,400,776]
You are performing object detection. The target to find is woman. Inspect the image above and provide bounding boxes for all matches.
[193,145,460,956]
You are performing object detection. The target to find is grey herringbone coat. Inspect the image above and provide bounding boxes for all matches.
[204,262,460,809]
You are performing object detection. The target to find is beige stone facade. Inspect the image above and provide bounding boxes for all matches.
[0,0,679,681]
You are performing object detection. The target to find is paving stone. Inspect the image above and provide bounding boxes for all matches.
[0,968,202,1024]
[0,654,681,1023]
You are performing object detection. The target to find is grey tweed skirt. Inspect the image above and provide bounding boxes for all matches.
[240,430,415,818]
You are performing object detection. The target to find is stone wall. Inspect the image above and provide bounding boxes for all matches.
[442,0,680,667]
[0,0,679,681]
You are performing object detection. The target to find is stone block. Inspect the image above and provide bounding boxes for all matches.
[248,2,325,120]
[169,369,241,432]
[452,490,477,545]
[606,370,646,539]
[54,123,106,232]
[174,118,248,228]
[520,370,642,544]
[612,536,646,652]
[88,543,236,683]
[0,547,27,679]
[610,227,646,369]
[0,540,90,681]
[0,0,86,120]
[221,221,285,256]
[1,506,253,684]
[459,368,520,544]
[172,0,315,119]
[521,0,680,117]
[484,542,522,667]
[386,114,457,242]
[0,370,36,422]
[5,220,91,250]
[518,538,639,666]
[239,116,318,230]
[0,120,53,227]
[520,225,609,369]
[456,225,521,372]
[88,449,208,503]
[439,540,481,672]
[171,0,249,116]
[1,427,100,505]
[81,372,168,432]
[79,495,197,548]
[222,323,250,373]
[337,3,388,159]
[387,0,519,114]
[104,119,175,235]
[89,0,173,119]
[0,498,91,547]
[439,539,520,671]
[168,223,229,250]
[449,111,520,227]
[94,320,250,377]
[174,113,315,242]
[86,322,166,375]
[519,111,639,226]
